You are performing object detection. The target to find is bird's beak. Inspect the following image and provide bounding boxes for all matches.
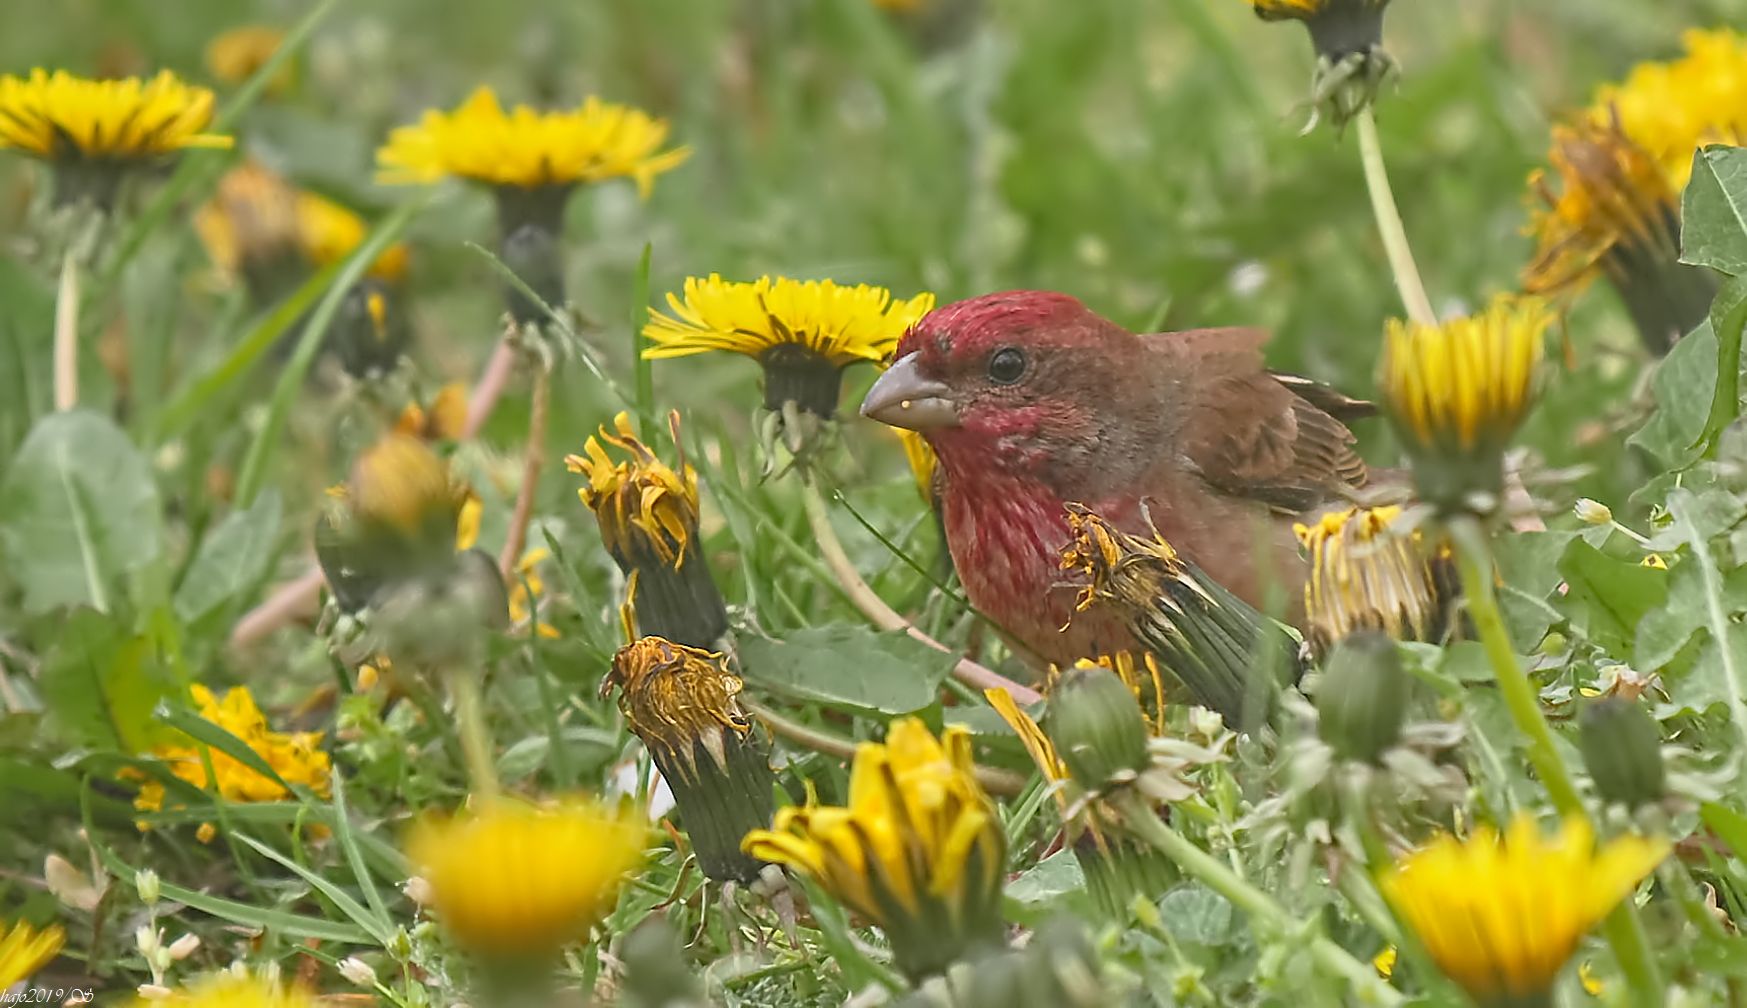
[861,353,958,430]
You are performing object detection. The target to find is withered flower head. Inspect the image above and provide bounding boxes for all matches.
[605,634,775,882]
[566,411,727,647]
[1293,505,1455,657]
[1061,505,1301,730]
[1244,0,1395,128]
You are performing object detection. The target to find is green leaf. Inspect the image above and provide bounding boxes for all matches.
[1495,530,1577,644]
[1701,802,1747,862]
[1003,849,1090,921]
[40,609,174,752]
[1681,145,1747,276]
[0,257,54,454]
[173,491,284,624]
[737,625,957,716]
[0,410,162,613]
[1630,318,1719,465]
[1158,882,1239,947]
[1663,490,1747,740]
[1635,561,1747,672]
[1695,275,1747,457]
[1555,541,1669,655]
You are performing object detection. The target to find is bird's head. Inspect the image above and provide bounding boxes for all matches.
[861,290,1156,491]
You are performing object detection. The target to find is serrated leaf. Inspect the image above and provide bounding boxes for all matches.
[737,625,956,716]
[1636,562,1747,672]
[1556,541,1668,654]
[1158,882,1238,946]
[1629,319,1718,465]
[1495,530,1577,644]
[1681,145,1747,276]
[0,410,162,613]
[174,491,284,624]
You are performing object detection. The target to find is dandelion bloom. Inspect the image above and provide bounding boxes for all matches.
[196,161,408,287]
[566,411,726,647]
[644,274,935,417]
[0,920,63,990]
[394,383,469,443]
[605,634,775,882]
[1526,28,1747,351]
[1381,816,1667,1005]
[744,718,1006,980]
[405,797,644,960]
[0,69,231,162]
[132,685,331,835]
[1378,294,1549,513]
[375,85,688,197]
[1293,505,1453,657]
[204,25,292,91]
[127,972,318,1008]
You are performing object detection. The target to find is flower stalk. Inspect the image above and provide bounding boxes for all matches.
[52,249,79,411]
[1356,106,1435,327]
[498,366,551,582]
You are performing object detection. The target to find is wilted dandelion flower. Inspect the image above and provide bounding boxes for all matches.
[605,634,776,882]
[566,411,727,647]
[1526,28,1747,352]
[128,972,320,1008]
[1244,0,1395,127]
[131,684,332,837]
[1293,505,1454,657]
[1381,816,1667,1006]
[0,69,231,207]
[1378,294,1549,515]
[205,25,293,92]
[743,718,1006,980]
[406,796,644,961]
[0,919,63,990]
[644,274,936,421]
[1060,505,1301,730]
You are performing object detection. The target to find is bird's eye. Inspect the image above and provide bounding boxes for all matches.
[987,347,1027,385]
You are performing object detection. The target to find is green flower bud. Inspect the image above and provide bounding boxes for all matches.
[1045,663,1150,791]
[1579,695,1666,808]
[1316,631,1410,764]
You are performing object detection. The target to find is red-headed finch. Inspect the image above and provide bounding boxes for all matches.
[861,290,1371,667]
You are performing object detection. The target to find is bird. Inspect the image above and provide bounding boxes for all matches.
[860,289,1374,669]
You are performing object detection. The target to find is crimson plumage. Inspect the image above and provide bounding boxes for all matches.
[862,290,1370,668]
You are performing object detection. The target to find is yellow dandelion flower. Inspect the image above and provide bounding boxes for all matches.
[1525,28,1746,351]
[897,427,938,501]
[376,85,689,197]
[132,684,331,826]
[743,718,1006,980]
[455,493,482,552]
[0,920,63,990]
[1293,505,1453,656]
[1381,816,1667,1005]
[294,189,409,281]
[507,546,559,638]
[350,433,463,539]
[127,971,319,1008]
[205,25,293,92]
[0,69,231,161]
[196,162,408,288]
[406,796,644,960]
[643,274,935,416]
[605,634,775,882]
[1378,294,1550,512]
[395,383,469,442]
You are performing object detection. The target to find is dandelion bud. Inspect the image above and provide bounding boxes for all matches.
[1579,696,1667,809]
[330,278,410,379]
[135,868,160,906]
[1379,295,1550,516]
[605,636,776,883]
[567,412,728,647]
[1316,632,1410,764]
[1573,498,1613,526]
[336,956,378,988]
[1045,663,1150,792]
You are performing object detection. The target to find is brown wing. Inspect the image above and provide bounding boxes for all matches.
[1147,328,1368,513]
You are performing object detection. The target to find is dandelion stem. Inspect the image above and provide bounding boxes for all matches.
[499,365,550,580]
[451,671,499,803]
[1356,106,1437,327]
[1448,516,1663,1001]
[464,337,519,440]
[798,478,1042,705]
[53,249,80,411]
[1112,792,1402,1004]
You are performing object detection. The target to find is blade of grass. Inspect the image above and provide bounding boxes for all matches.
[234,833,395,945]
[235,198,426,506]
[157,702,295,794]
[329,767,393,927]
[632,242,655,435]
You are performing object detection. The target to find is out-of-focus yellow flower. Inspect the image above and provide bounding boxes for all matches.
[131,685,332,828]
[1526,29,1745,351]
[350,433,464,540]
[507,546,559,638]
[743,718,1006,980]
[127,971,319,1008]
[406,796,644,960]
[1379,295,1550,512]
[0,920,63,990]
[1381,816,1667,1005]
[205,25,293,91]
[0,69,231,161]
[1293,505,1451,656]
[897,428,937,501]
[376,85,689,196]
[567,412,700,570]
[455,493,482,552]
[394,383,469,442]
[196,161,409,286]
[645,275,935,418]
